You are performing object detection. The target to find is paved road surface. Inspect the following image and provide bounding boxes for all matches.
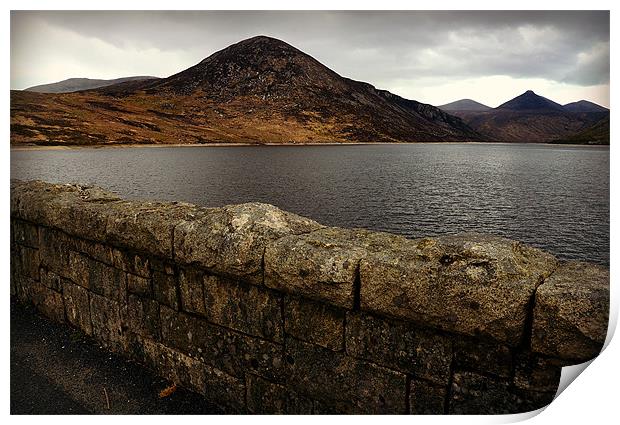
[10,299,224,414]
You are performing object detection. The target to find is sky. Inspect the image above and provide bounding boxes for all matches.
[10,10,610,108]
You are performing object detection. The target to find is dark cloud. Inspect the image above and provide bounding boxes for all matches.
[10,11,609,98]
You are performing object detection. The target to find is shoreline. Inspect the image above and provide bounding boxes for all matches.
[10,141,609,151]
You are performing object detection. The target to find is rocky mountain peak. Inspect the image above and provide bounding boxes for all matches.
[150,35,346,98]
[198,35,301,64]
[497,90,565,112]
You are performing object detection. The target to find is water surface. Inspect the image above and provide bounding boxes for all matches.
[11,143,609,265]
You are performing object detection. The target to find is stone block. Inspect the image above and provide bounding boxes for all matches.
[119,331,148,364]
[361,233,558,345]
[67,251,91,288]
[11,181,116,242]
[12,219,39,248]
[153,270,179,310]
[127,273,152,297]
[450,370,556,414]
[88,259,127,302]
[449,371,519,414]
[514,352,561,393]
[10,181,202,259]
[149,257,175,275]
[89,293,123,351]
[110,249,152,278]
[106,201,200,259]
[74,238,114,265]
[141,338,246,412]
[160,306,284,381]
[179,267,206,315]
[62,280,92,335]
[122,295,160,340]
[203,275,283,342]
[29,281,65,324]
[532,261,609,361]
[15,245,40,280]
[39,268,63,292]
[39,227,74,277]
[174,202,323,285]
[265,228,368,308]
[345,312,452,384]
[202,367,247,413]
[452,337,513,378]
[284,296,345,350]
[409,379,447,414]
[14,275,36,304]
[246,373,313,414]
[284,337,408,414]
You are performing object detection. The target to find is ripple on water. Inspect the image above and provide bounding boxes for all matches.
[11,143,609,265]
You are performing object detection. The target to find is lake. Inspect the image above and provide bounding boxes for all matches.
[11,143,610,265]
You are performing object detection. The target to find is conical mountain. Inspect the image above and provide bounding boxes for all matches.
[497,90,564,112]
[148,36,349,98]
[11,35,483,145]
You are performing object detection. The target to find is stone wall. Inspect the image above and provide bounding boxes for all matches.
[10,180,609,414]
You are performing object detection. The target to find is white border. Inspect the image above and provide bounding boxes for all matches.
[3,1,616,424]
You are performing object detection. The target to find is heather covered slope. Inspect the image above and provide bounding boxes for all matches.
[11,36,482,146]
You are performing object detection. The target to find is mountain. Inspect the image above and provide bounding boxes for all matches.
[563,100,609,113]
[553,116,610,145]
[438,99,491,112]
[450,90,609,143]
[24,76,160,94]
[496,90,565,112]
[11,36,482,146]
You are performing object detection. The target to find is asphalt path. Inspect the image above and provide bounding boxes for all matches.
[10,299,224,415]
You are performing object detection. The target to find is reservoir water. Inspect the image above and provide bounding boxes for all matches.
[11,143,609,265]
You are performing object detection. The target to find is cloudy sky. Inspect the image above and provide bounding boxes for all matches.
[10,11,610,107]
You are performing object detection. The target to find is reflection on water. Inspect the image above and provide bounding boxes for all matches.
[11,143,610,265]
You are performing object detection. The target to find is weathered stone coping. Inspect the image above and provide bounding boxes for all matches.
[10,179,609,360]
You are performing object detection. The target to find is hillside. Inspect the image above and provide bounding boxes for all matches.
[553,116,610,145]
[11,36,482,146]
[24,76,159,94]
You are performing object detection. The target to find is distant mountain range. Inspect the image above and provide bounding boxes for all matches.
[11,36,481,146]
[10,36,609,146]
[24,76,159,93]
[439,90,609,144]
